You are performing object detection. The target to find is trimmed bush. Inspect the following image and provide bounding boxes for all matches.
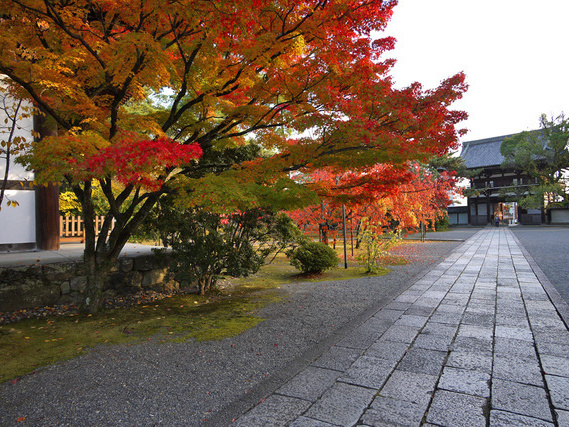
[288,241,339,274]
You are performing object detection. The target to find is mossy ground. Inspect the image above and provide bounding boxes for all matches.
[0,249,407,383]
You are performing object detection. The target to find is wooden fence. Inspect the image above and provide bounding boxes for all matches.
[60,216,115,240]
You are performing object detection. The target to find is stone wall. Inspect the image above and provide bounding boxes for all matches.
[0,253,178,312]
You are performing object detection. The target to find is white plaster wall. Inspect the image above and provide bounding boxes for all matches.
[0,190,36,244]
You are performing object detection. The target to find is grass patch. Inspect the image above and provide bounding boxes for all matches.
[0,246,407,383]
[225,251,393,289]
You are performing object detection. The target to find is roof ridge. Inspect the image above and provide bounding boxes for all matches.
[462,133,515,146]
[462,129,541,147]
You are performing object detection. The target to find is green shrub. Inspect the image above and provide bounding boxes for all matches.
[288,241,339,274]
[433,214,451,231]
[154,204,304,295]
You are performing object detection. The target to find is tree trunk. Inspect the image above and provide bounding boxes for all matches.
[78,181,114,314]
[319,224,328,244]
[77,184,161,314]
[34,110,60,250]
[36,183,60,250]
[199,275,212,295]
[83,255,112,314]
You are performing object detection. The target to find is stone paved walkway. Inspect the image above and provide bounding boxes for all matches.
[231,228,569,426]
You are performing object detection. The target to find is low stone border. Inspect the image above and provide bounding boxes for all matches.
[0,253,178,312]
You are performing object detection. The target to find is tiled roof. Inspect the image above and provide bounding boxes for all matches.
[459,133,514,169]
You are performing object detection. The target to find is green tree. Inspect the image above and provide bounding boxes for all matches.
[357,218,400,273]
[501,113,569,209]
[428,153,468,178]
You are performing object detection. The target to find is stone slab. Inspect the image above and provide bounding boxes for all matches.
[335,327,384,350]
[556,409,569,426]
[457,324,493,341]
[429,311,463,325]
[397,347,447,376]
[541,355,569,377]
[446,350,493,374]
[426,390,486,427]
[545,375,569,411]
[288,417,336,427]
[412,332,454,352]
[373,309,405,322]
[421,322,458,338]
[361,396,426,427]
[461,312,495,328]
[489,410,554,426]
[495,325,534,342]
[492,379,553,421]
[451,336,493,355]
[304,382,376,426]
[404,305,436,317]
[338,355,394,389]
[493,337,537,359]
[380,325,420,344]
[535,341,569,358]
[276,367,341,402]
[311,345,361,372]
[233,395,311,427]
[493,355,543,387]
[364,340,409,363]
[380,370,438,407]
[394,314,429,328]
[438,366,491,397]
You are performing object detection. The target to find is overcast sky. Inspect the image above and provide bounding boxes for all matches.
[382,0,569,145]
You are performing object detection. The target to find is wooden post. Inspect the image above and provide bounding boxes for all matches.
[36,183,60,250]
[34,111,60,250]
[350,215,354,256]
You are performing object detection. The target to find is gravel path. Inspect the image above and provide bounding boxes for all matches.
[0,238,474,426]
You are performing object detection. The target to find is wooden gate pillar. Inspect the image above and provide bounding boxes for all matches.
[34,112,60,250]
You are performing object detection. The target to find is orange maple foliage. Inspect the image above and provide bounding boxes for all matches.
[288,163,460,243]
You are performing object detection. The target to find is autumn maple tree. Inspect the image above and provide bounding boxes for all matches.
[0,0,467,313]
[288,161,460,246]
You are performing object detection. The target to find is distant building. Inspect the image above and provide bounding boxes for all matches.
[459,133,542,226]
